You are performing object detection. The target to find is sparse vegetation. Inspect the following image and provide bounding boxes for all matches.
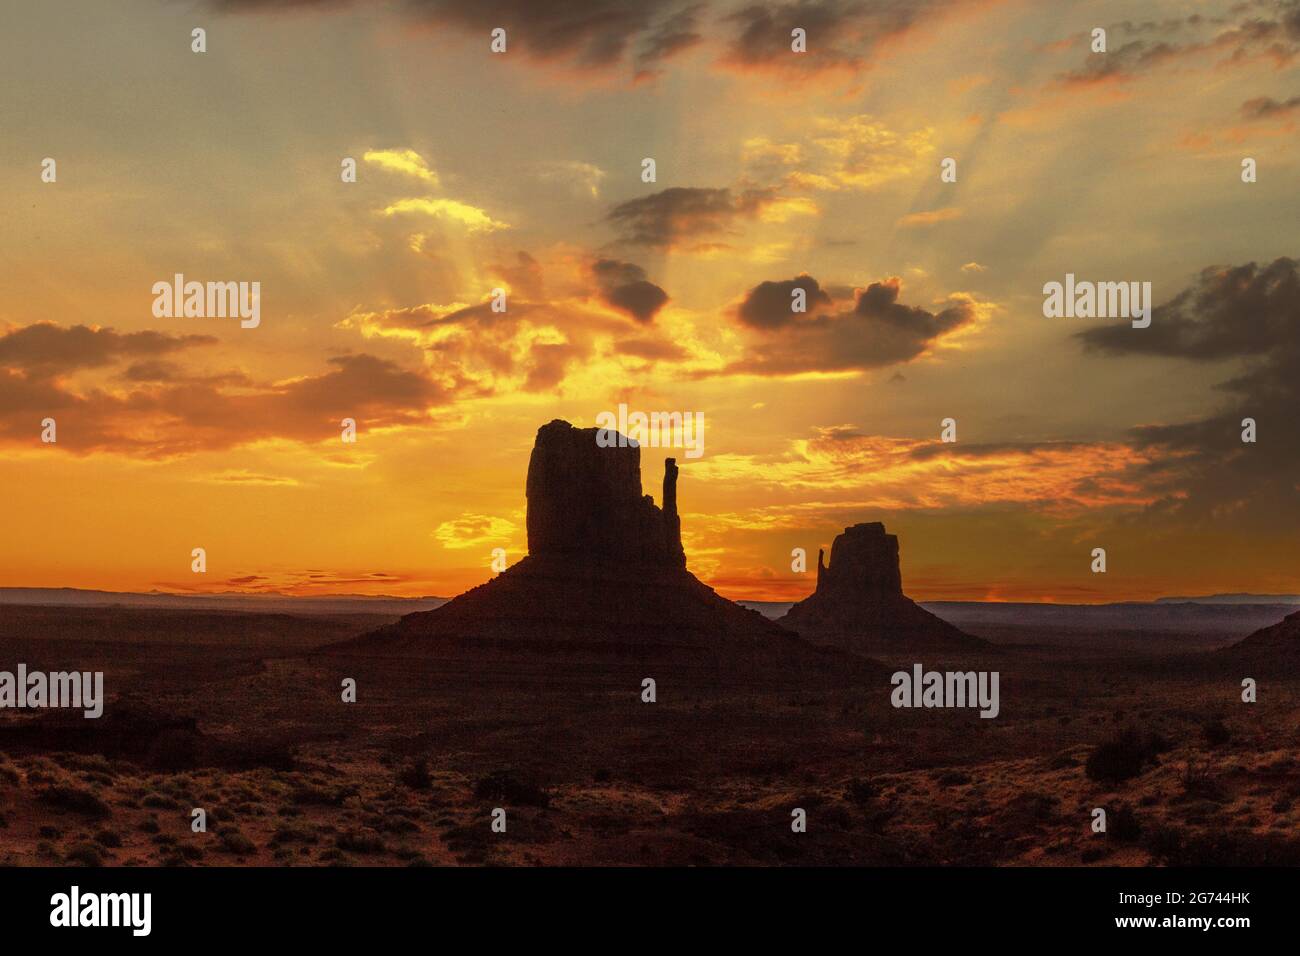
[474,770,550,809]
[38,785,112,820]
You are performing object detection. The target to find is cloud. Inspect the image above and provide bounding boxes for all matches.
[717,0,978,83]
[1076,257,1300,361]
[743,117,935,192]
[960,262,987,273]
[592,258,669,322]
[363,148,440,184]
[434,513,518,549]
[1056,7,1300,89]
[534,160,607,198]
[210,0,703,78]
[896,206,961,228]
[0,325,455,456]
[381,197,509,232]
[339,248,679,394]
[712,275,982,376]
[606,185,812,250]
[735,274,832,329]
[688,425,1155,512]
[1241,94,1300,119]
[0,324,216,377]
[1075,256,1300,531]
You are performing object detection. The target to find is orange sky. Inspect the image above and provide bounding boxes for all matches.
[3,0,1300,603]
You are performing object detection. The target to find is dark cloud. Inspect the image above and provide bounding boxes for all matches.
[1057,6,1300,87]
[606,186,782,249]
[634,4,705,75]
[1076,258,1300,361]
[592,258,669,322]
[1075,257,1300,531]
[736,274,831,329]
[0,323,456,456]
[1241,94,1300,118]
[711,275,977,376]
[719,0,966,78]
[0,324,216,378]
[210,0,701,76]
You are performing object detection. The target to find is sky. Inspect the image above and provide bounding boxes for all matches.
[1,0,1299,603]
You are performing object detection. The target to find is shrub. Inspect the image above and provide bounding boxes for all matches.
[38,786,112,819]
[65,843,105,867]
[1202,718,1231,748]
[397,759,432,791]
[336,829,386,854]
[218,830,256,855]
[474,770,550,809]
[1085,730,1151,784]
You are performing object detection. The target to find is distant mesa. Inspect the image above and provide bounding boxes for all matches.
[333,420,839,668]
[778,522,984,656]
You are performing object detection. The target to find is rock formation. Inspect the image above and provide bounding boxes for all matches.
[525,419,685,568]
[334,420,842,669]
[778,522,983,656]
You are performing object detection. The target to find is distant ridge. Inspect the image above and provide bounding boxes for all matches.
[1154,593,1300,605]
[1225,609,1300,661]
[0,588,447,617]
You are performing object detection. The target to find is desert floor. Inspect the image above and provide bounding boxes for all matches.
[0,605,1296,866]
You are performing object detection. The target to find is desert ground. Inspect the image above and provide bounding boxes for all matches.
[1,603,1296,867]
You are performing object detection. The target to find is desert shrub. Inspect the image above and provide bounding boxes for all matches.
[38,826,61,839]
[1085,730,1152,784]
[474,770,550,809]
[1046,750,1078,770]
[844,778,878,805]
[292,784,352,806]
[38,785,112,819]
[95,830,123,848]
[381,815,419,835]
[1005,791,1058,827]
[1201,717,1231,748]
[218,829,256,855]
[936,770,971,787]
[1181,759,1229,803]
[1155,830,1300,866]
[336,829,386,854]
[1109,804,1142,843]
[272,824,318,845]
[138,817,160,834]
[65,843,105,866]
[397,758,432,791]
